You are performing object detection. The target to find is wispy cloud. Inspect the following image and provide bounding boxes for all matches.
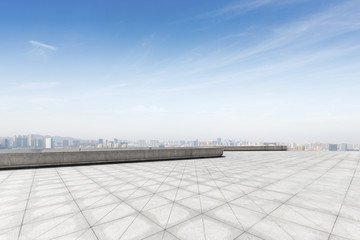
[173,0,276,24]
[166,0,360,79]
[177,0,311,24]
[205,0,274,19]
[194,0,312,21]
[29,40,57,51]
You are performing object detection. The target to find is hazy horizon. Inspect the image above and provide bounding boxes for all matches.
[1,0,360,143]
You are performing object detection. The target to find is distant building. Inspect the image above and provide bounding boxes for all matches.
[14,135,29,148]
[264,142,277,146]
[28,135,33,147]
[340,143,347,151]
[1,138,12,149]
[150,140,159,147]
[138,140,146,147]
[72,140,80,147]
[191,140,198,147]
[45,138,53,149]
[329,144,338,151]
[37,138,45,149]
[293,145,305,151]
[27,135,44,149]
[63,140,69,147]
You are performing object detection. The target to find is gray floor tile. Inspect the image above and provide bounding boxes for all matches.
[332,217,360,240]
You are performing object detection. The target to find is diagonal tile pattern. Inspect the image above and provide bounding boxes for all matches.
[0,151,359,240]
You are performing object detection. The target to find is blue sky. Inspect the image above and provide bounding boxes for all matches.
[1,0,360,142]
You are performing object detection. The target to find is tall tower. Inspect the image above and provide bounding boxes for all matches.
[329,144,338,151]
[45,138,53,149]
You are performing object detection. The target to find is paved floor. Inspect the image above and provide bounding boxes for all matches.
[0,151,359,240]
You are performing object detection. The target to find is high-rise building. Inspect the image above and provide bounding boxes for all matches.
[340,143,347,151]
[0,138,12,149]
[37,138,45,149]
[150,140,159,147]
[329,144,338,151]
[14,135,29,148]
[191,139,198,147]
[138,140,146,147]
[293,145,305,151]
[28,134,33,147]
[28,135,44,149]
[73,140,80,147]
[63,140,69,147]
[45,138,53,149]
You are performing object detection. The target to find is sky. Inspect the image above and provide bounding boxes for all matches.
[1,0,360,143]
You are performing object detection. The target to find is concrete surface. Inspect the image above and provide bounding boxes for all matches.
[224,146,287,151]
[0,151,359,240]
[0,148,224,169]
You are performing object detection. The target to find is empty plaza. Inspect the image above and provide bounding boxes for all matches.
[0,151,359,240]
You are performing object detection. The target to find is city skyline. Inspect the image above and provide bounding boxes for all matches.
[1,0,360,142]
[1,133,360,152]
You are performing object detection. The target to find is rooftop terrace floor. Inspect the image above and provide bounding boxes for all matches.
[0,151,359,240]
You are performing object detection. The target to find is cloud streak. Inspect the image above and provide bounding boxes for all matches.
[193,0,309,20]
[173,0,277,23]
[206,0,274,18]
[165,0,360,80]
[29,40,57,51]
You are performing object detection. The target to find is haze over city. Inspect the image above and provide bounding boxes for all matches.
[1,0,360,142]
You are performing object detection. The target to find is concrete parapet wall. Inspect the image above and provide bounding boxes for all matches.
[223,146,287,151]
[0,147,224,169]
